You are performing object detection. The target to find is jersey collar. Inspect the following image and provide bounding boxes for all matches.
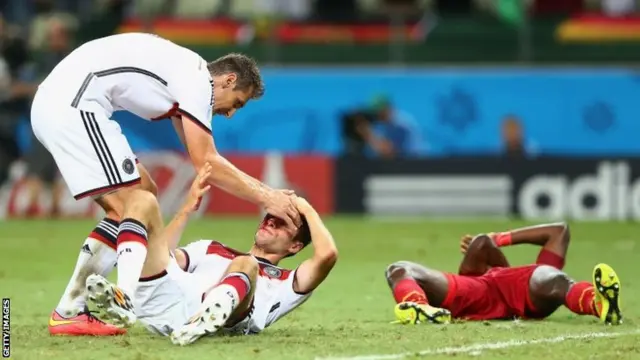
[254,256,274,265]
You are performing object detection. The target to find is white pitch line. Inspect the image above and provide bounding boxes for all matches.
[316,329,640,360]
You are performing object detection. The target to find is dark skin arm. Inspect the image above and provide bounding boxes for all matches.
[458,235,510,276]
[461,222,570,260]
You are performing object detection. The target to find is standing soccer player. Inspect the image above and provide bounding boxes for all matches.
[36,33,300,336]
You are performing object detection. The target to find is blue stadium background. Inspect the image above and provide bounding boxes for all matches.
[17,68,640,157]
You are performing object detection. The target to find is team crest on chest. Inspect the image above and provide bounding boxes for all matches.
[263,266,282,279]
[122,158,135,175]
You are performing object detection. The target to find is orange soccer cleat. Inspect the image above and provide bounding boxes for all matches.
[48,309,126,336]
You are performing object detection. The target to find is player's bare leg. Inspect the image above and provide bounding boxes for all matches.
[528,265,571,317]
[49,191,133,335]
[385,261,451,324]
[137,163,158,197]
[388,234,508,325]
[222,257,258,325]
[50,165,156,336]
[514,224,622,324]
[171,256,259,346]
[529,264,622,325]
[86,189,164,327]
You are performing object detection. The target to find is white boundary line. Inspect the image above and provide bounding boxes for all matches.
[316,329,640,360]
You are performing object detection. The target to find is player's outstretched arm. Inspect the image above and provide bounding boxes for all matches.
[461,222,570,270]
[176,115,300,230]
[292,198,338,294]
[177,116,271,202]
[499,222,570,269]
[493,222,569,250]
[157,164,212,251]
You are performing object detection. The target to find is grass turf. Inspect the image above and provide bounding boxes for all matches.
[1,217,638,359]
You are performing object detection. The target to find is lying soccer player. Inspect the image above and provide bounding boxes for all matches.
[385,223,622,325]
[84,164,338,345]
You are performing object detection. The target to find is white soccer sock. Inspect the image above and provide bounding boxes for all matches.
[56,238,117,317]
[204,273,252,312]
[116,219,149,297]
[56,219,119,317]
[210,284,240,310]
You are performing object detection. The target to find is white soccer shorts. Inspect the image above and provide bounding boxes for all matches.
[135,256,205,336]
[30,88,141,199]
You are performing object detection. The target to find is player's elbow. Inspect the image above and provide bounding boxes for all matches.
[317,247,338,268]
[559,222,570,246]
[471,234,498,251]
[203,152,225,174]
[550,222,571,246]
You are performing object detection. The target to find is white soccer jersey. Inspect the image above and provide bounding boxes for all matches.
[39,32,214,133]
[31,33,215,199]
[180,240,312,334]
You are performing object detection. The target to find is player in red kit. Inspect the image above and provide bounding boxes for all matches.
[385,223,622,325]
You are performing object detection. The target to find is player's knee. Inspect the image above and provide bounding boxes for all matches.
[539,270,572,300]
[231,256,259,279]
[122,189,160,220]
[385,262,410,287]
[104,209,121,222]
[96,190,130,217]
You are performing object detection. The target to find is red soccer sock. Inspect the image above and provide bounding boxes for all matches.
[206,272,251,305]
[564,281,598,317]
[536,249,566,270]
[90,218,120,250]
[393,278,428,304]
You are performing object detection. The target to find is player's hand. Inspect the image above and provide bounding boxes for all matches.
[460,234,473,254]
[263,189,301,231]
[294,196,313,215]
[182,163,212,214]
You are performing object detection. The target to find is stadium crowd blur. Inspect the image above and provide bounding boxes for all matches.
[0,0,634,216]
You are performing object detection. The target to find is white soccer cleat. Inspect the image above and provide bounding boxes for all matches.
[170,287,234,346]
[85,274,137,327]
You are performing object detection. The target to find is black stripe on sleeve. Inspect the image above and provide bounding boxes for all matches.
[178,108,211,135]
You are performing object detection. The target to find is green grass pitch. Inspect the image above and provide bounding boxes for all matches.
[1,217,639,360]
